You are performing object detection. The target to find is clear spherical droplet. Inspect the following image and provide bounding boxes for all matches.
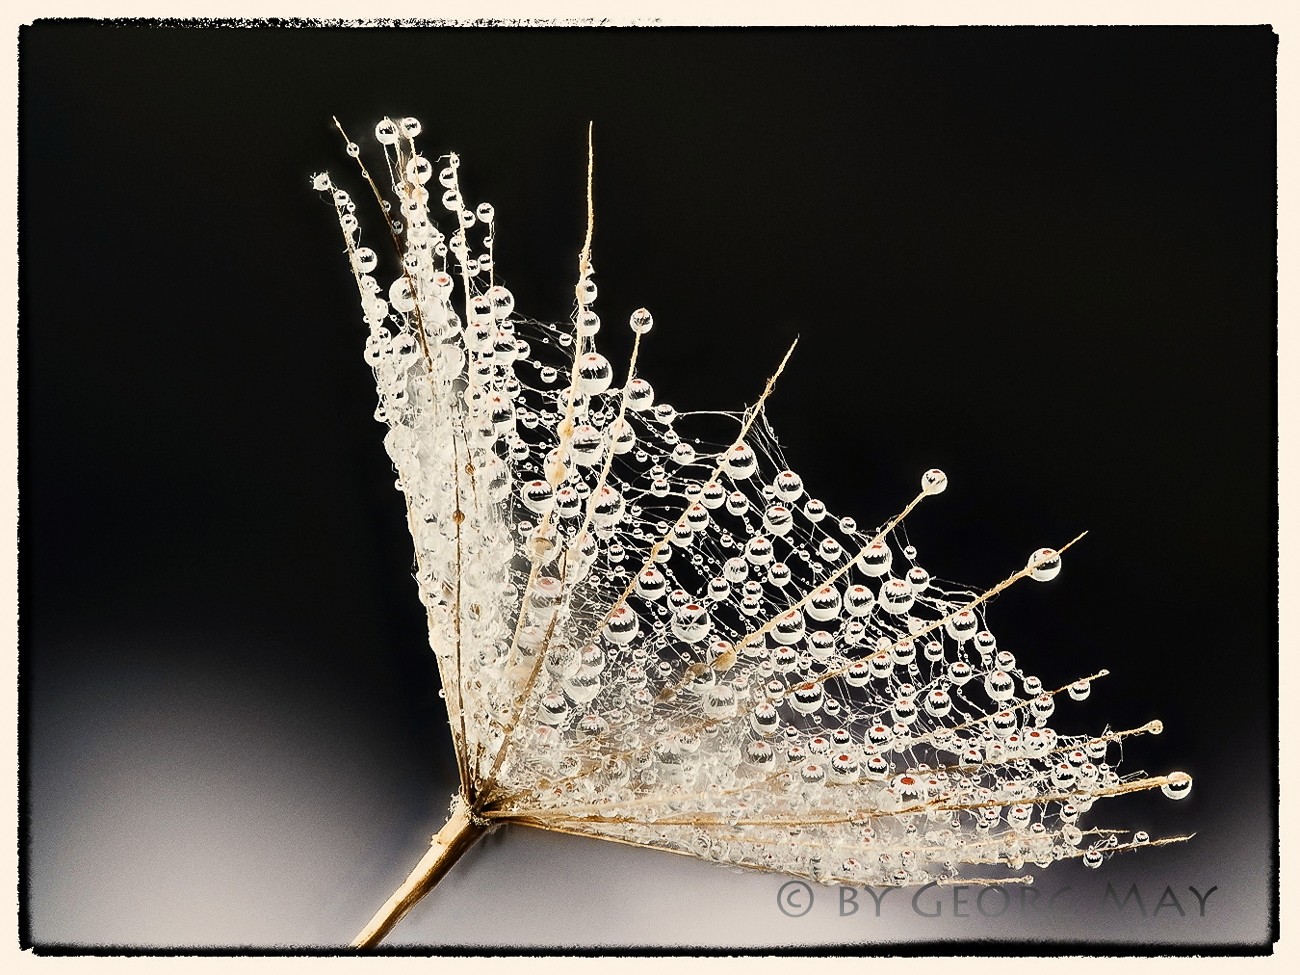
[406,155,433,185]
[1161,771,1192,800]
[1028,547,1062,582]
[921,469,948,495]
[723,442,757,479]
[577,353,613,394]
[630,307,654,334]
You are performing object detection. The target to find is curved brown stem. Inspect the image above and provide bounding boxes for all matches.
[351,802,487,949]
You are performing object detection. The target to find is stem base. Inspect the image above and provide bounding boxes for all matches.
[351,801,486,949]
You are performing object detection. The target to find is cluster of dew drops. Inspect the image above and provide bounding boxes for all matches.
[316,116,1191,888]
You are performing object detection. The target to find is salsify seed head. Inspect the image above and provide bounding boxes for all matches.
[315,116,1191,891]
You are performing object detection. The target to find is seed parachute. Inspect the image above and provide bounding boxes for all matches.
[313,116,1193,948]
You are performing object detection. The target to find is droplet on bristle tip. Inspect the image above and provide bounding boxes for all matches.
[630,308,654,334]
[921,469,948,495]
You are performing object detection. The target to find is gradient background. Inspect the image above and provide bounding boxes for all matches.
[19,24,1277,950]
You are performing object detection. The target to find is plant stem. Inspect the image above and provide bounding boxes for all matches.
[351,801,487,948]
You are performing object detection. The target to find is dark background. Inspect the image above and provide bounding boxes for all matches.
[19,24,1276,949]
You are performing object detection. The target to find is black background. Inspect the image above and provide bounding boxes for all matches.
[19,24,1277,949]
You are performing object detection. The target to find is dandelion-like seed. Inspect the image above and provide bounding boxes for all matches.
[314,116,1193,948]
